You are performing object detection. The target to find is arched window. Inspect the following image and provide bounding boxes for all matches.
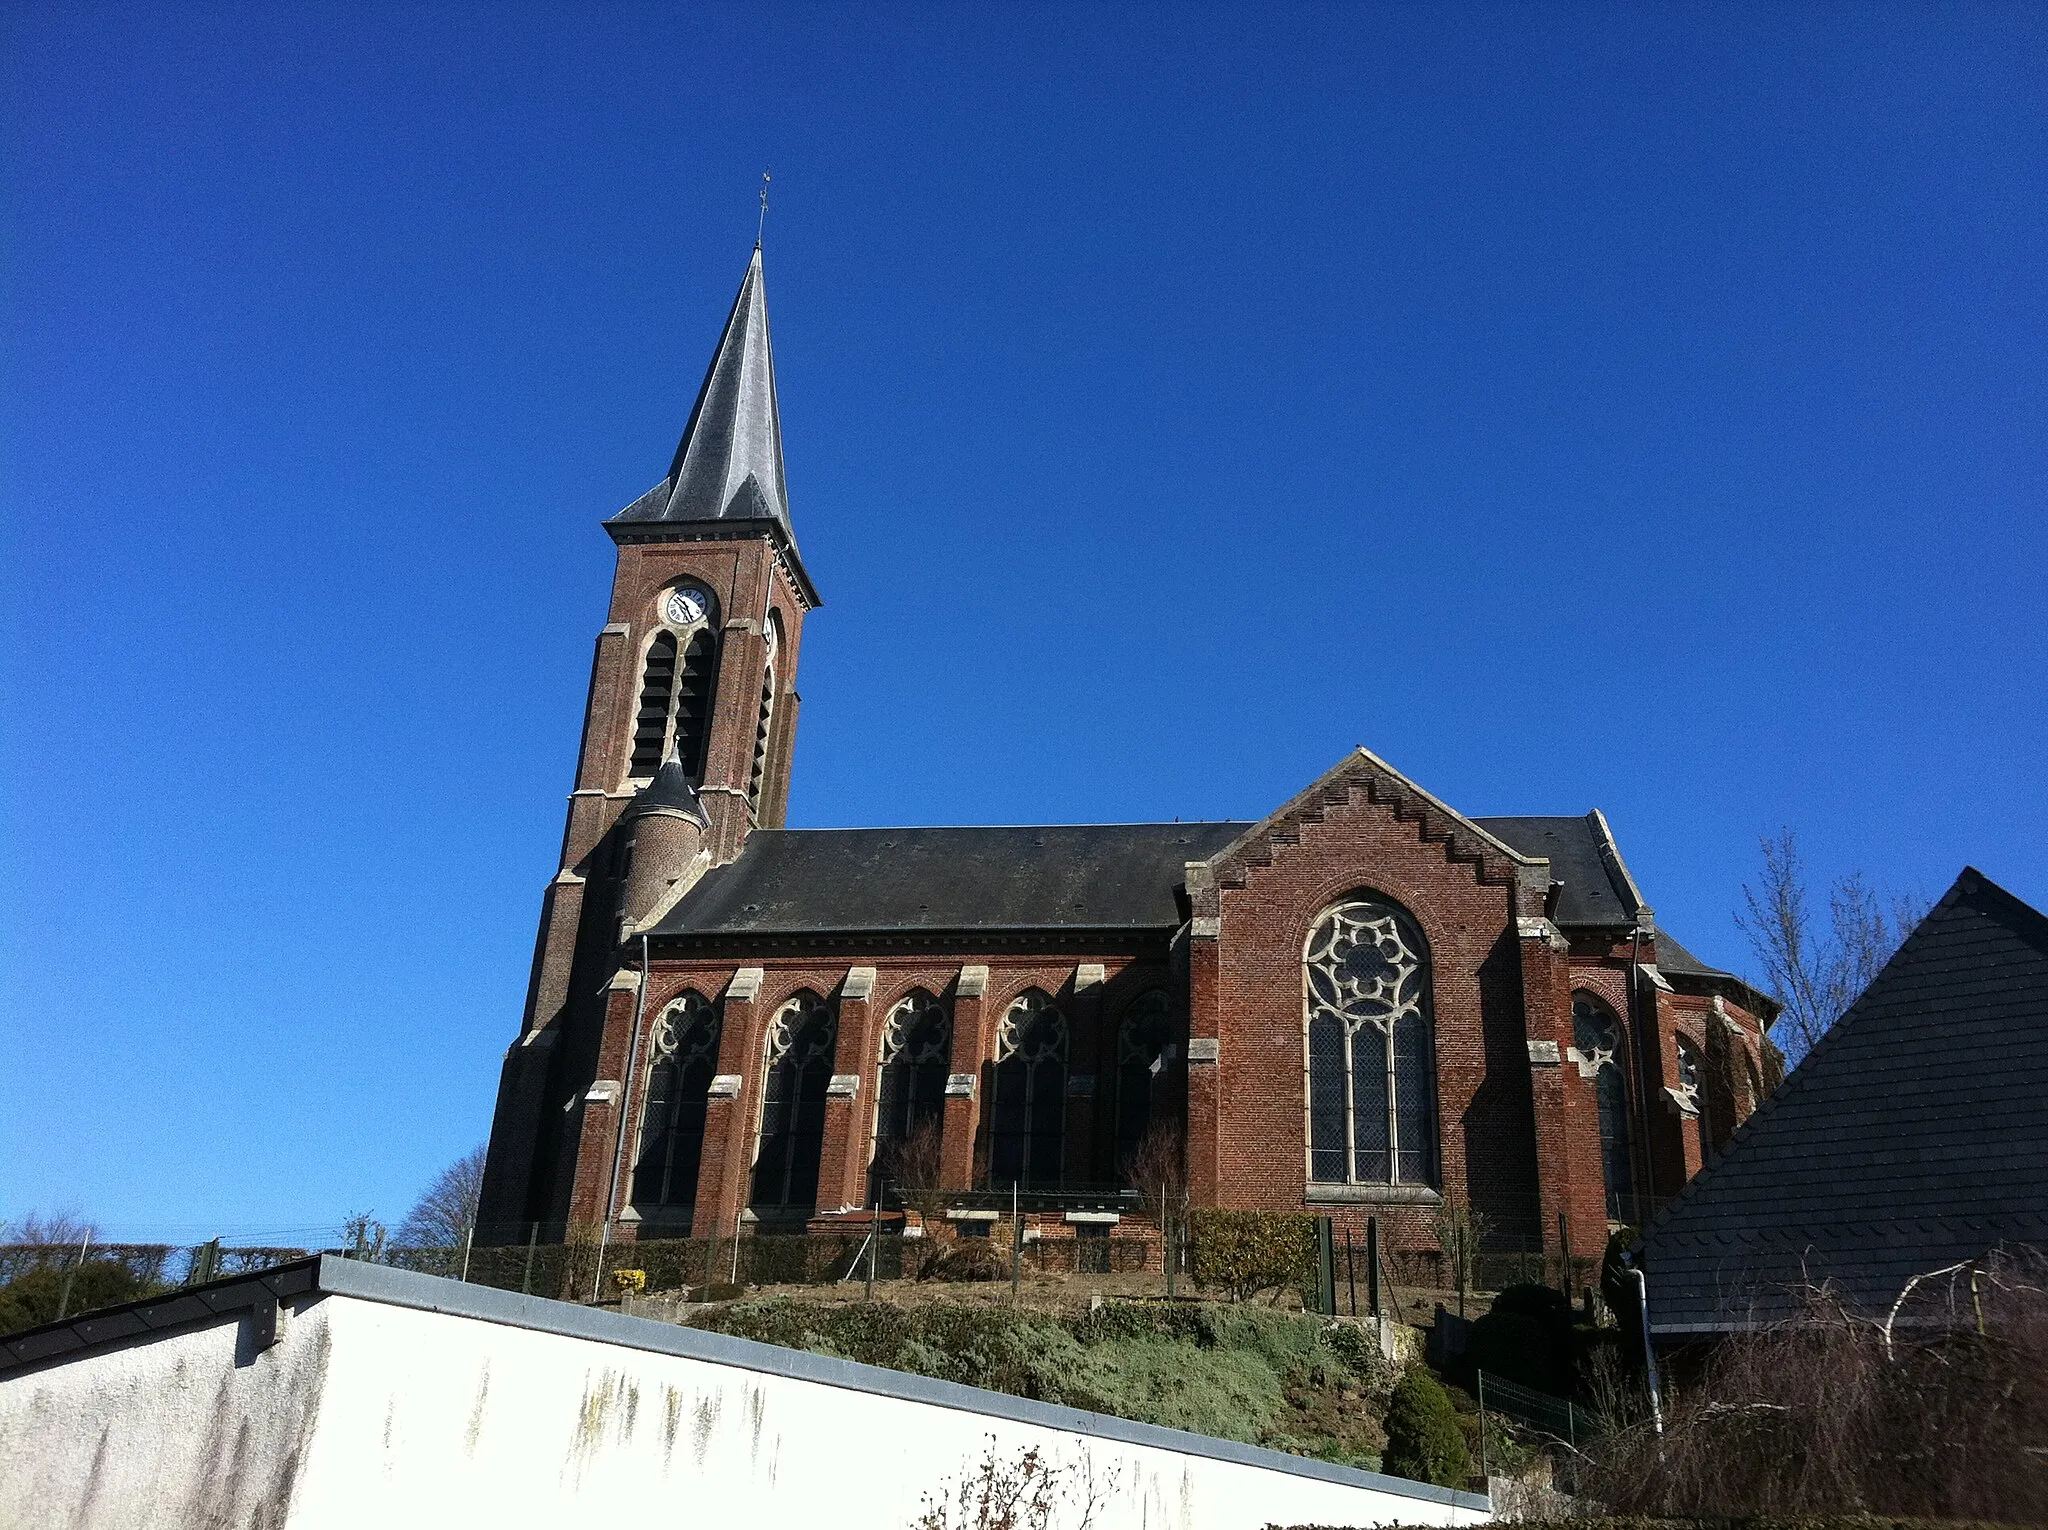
[670,628,719,780]
[990,991,1067,1190]
[1305,897,1438,1187]
[631,992,721,1219]
[747,615,780,821]
[628,584,720,782]
[872,991,951,1200]
[1676,1036,1711,1163]
[628,631,678,779]
[1114,990,1175,1172]
[751,992,836,1214]
[1572,994,1633,1219]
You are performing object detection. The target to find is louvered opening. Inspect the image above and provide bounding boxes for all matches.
[746,663,775,821]
[671,629,719,783]
[628,632,679,777]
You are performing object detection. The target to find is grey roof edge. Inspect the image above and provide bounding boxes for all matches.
[1202,747,1545,881]
[1586,809,1650,921]
[4,1256,1485,1513]
[1632,865,2041,1277]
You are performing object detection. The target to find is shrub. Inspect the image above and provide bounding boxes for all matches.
[929,1238,1006,1282]
[0,1260,158,1336]
[1381,1366,1469,1487]
[1189,1210,1317,1302]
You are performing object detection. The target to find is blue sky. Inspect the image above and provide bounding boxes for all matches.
[4,4,2043,1242]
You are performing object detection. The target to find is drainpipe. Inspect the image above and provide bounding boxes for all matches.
[1629,1257,1664,1435]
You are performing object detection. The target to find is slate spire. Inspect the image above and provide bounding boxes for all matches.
[610,246,796,545]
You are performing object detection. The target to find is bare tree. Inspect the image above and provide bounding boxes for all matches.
[883,1117,951,1278]
[395,1145,486,1251]
[1125,1119,1187,1279]
[1736,828,1927,1069]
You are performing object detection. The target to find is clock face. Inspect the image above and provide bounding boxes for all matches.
[664,587,709,627]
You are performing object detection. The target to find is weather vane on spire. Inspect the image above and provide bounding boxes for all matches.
[757,170,771,247]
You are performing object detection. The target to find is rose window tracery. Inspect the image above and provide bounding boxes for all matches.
[1304,898,1438,1188]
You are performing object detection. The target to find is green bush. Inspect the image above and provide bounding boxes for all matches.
[1381,1366,1470,1488]
[1189,1209,1318,1302]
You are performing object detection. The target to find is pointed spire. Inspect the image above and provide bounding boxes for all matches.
[611,247,795,544]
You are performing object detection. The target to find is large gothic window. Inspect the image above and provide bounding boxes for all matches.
[1114,990,1175,1173]
[989,991,1067,1191]
[1572,994,1634,1219]
[631,992,721,1219]
[750,992,836,1215]
[1305,897,1438,1187]
[873,990,951,1194]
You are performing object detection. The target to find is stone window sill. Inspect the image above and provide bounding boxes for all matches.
[1303,1184,1443,1206]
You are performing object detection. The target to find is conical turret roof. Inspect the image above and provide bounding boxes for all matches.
[610,247,795,547]
[623,758,708,825]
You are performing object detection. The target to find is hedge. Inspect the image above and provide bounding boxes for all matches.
[1188,1209,1318,1301]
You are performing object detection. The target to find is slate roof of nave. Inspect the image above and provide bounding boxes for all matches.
[651,823,1247,937]
[1635,867,2048,1334]
[650,815,1737,978]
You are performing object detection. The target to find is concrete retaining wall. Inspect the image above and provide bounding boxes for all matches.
[0,1258,1489,1530]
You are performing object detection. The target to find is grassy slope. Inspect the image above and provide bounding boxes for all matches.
[685,1297,1396,1468]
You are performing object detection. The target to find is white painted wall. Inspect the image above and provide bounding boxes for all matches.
[2,1284,1489,1530]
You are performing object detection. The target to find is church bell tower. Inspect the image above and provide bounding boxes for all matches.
[478,246,819,1230]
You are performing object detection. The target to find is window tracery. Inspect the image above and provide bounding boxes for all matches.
[1305,898,1439,1188]
[1572,993,1634,1220]
[751,991,836,1213]
[874,991,951,1195]
[631,991,721,1214]
[990,991,1067,1190]
[1114,990,1175,1172]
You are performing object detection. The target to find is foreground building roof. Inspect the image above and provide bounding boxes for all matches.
[1635,866,2048,1336]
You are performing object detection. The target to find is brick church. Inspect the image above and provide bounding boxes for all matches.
[477,247,1778,1264]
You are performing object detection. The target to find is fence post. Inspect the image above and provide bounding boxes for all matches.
[460,1222,474,1284]
[521,1222,538,1294]
[1366,1215,1381,1318]
[1344,1227,1359,1317]
[1477,1370,1488,1481]
[1558,1212,1573,1303]
[56,1233,91,1321]
[1009,1182,1022,1303]
[864,1194,879,1300]
[1314,1217,1336,1315]
[591,1219,611,1304]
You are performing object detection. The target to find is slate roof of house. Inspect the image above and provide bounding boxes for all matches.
[650,823,1248,939]
[1634,867,2048,1336]
[609,247,802,565]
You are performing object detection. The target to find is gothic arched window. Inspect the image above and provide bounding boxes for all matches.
[750,991,836,1214]
[1676,1035,1711,1163]
[628,630,678,779]
[1305,897,1439,1187]
[628,584,720,782]
[874,990,951,1170]
[746,614,780,820]
[1114,990,1175,1173]
[1572,993,1634,1219]
[631,991,721,1218]
[989,991,1067,1190]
